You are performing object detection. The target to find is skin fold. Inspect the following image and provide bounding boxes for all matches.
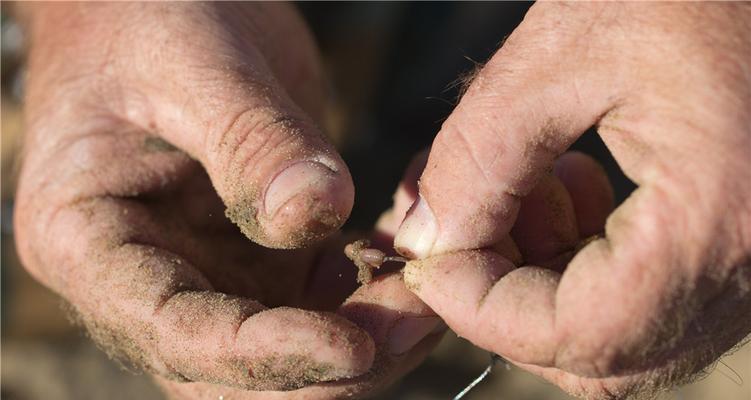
[13,2,751,400]
[395,3,751,399]
[13,3,444,399]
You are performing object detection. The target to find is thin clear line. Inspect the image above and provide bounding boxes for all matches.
[453,354,501,400]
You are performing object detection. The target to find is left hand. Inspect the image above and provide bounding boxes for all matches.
[155,151,445,400]
[13,3,443,398]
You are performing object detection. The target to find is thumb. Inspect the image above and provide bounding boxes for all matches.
[395,14,618,258]
[135,40,352,249]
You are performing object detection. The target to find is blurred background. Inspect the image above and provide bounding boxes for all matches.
[2,2,749,399]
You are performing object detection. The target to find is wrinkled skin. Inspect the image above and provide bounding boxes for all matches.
[395,3,751,399]
[15,2,751,400]
[14,3,445,399]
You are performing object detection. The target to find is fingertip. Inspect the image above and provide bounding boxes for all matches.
[401,149,430,199]
[228,159,354,249]
[338,274,442,356]
[402,250,514,339]
[403,251,560,365]
[237,308,375,390]
[264,161,342,217]
[266,161,354,248]
[554,151,615,237]
[394,195,439,259]
[492,234,523,266]
[375,149,429,239]
[393,149,430,223]
[510,174,579,266]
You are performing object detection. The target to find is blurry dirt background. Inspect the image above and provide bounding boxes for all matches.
[2,3,749,400]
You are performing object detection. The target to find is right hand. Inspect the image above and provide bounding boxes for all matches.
[395,3,751,398]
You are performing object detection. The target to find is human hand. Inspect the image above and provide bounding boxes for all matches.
[154,152,445,399]
[395,3,751,398]
[14,3,442,398]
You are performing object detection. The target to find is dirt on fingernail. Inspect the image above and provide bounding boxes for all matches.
[225,191,343,249]
[245,354,336,391]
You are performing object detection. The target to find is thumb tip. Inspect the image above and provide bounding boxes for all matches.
[394,195,438,259]
[228,160,354,249]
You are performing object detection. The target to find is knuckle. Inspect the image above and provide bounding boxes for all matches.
[209,105,314,184]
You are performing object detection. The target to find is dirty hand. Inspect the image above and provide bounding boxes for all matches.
[14,3,442,398]
[395,3,751,398]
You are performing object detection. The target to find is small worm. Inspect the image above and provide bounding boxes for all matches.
[344,239,408,284]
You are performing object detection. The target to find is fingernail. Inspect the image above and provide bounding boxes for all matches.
[264,161,338,217]
[388,316,444,355]
[394,196,438,259]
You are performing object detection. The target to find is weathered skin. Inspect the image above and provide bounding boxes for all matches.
[13,3,445,399]
[396,3,751,399]
[14,2,751,399]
